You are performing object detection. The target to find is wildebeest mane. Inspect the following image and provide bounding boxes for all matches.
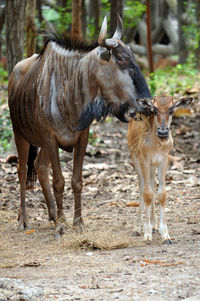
[77,97,129,131]
[39,31,98,58]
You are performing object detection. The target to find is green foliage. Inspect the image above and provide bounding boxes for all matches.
[87,20,97,40]
[89,129,99,146]
[148,56,199,96]
[101,0,110,11]
[0,68,8,84]
[88,129,106,155]
[123,1,146,31]
[182,2,200,51]
[43,1,72,33]
[0,99,12,152]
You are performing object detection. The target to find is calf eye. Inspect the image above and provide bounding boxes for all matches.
[168,107,174,115]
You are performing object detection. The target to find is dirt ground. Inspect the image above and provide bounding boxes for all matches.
[0,94,200,301]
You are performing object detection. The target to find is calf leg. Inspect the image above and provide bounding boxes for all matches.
[143,188,154,241]
[132,157,144,236]
[150,166,158,232]
[71,129,89,228]
[34,148,56,223]
[158,159,171,243]
[139,159,154,241]
[14,132,29,229]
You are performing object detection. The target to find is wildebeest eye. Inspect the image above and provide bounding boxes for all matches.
[116,56,130,69]
[117,55,123,61]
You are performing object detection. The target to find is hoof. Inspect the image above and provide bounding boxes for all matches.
[48,207,56,223]
[144,239,152,244]
[55,224,65,238]
[133,231,141,237]
[144,234,152,242]
[48,215,56,224]
[163,239,172,245]
[18,222,28,231]
[73,217,84,232]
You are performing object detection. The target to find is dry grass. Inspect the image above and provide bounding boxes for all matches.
[62,226,132,251]
[0,210,140,270]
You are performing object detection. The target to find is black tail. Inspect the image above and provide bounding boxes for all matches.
[26,144,38,189]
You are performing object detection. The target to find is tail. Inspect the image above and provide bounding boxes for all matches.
[26,144,38,189]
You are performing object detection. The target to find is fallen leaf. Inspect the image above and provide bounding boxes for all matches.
[174,107,192,117]
[191,229,200,235]
[185,88,198,94]
[141,258,184,267]
[142,258,166,264]
[125,202,139,207]
[108,201,124,207]
[21,261,41,267]
[80,285,89,289]
[168,155,182,163]
[25,229,36,234]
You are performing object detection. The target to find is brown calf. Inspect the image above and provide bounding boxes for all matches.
[127,95,193,243]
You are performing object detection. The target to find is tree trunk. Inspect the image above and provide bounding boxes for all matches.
[0,6,5,60]
[177,0,188,64]
[195,0,200,70]
[146,0,154,73]
[36,0,43,25]
[81,0,86,38]
[88,0,99,39]
[110,0,123,36]
[5,0,26,77]
[26,0,36,58]
[57,0,67,7]
[72,0,82,38]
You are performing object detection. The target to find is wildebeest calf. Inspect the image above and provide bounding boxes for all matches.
[127,95,193,243]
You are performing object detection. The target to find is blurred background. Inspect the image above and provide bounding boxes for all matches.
[0,0,200,153]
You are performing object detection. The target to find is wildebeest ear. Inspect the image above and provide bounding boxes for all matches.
[100,49,111,62]
[174,97,193,108]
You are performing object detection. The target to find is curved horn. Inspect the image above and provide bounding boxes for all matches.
[112,13,123,40]
[98,16,107,47]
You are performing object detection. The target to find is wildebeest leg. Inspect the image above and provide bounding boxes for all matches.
[14,132,30,229]
[45,140,65,230]
[71,129,89,228]
[34,148,56,223]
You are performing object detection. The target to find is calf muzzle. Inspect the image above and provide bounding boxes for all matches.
[157,127,169,139]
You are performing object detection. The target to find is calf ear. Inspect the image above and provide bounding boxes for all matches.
[175,97,193,108]
[137,98,157,114]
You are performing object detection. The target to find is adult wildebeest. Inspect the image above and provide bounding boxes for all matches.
[8,16,152,233]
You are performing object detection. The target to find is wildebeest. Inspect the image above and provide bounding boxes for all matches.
[127,95,193,243]
[8,15,152,233]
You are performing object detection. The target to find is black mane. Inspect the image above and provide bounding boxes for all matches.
[39,31,98,57]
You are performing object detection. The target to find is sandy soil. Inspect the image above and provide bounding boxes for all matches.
[0,97,200,300]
